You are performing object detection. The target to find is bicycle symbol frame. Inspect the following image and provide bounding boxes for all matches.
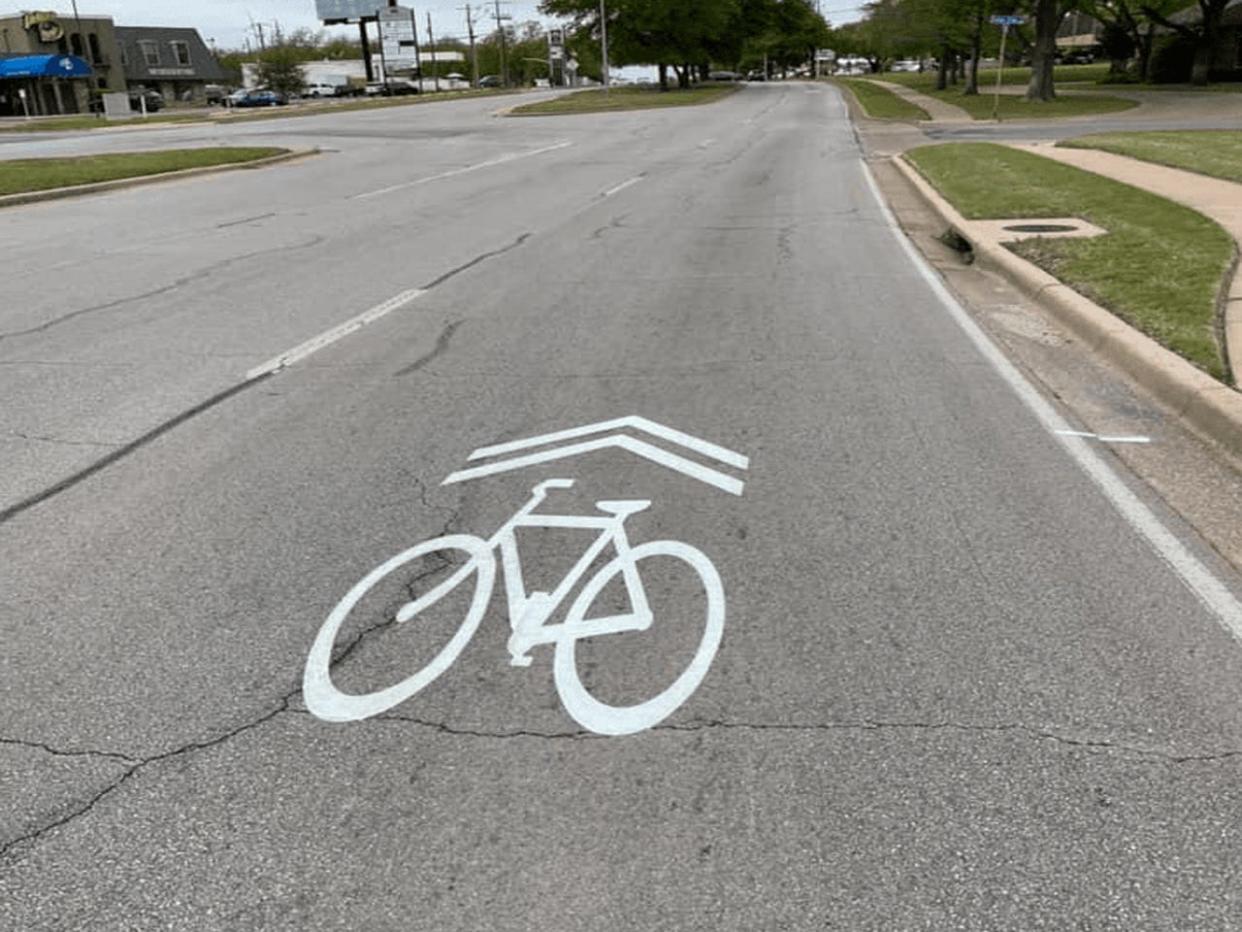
[304,478,725,735]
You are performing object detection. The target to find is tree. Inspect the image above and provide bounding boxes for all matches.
[255,46,307,95]
[1024,0,1078,100]
[1142,0,1232,84]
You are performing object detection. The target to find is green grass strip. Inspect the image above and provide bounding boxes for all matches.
[877,69,1136,120]
[836,78,928,120]
[509,84,737,115]
[0,147,287,196]
[1061,130,1242,184]
[906,142,1233,380]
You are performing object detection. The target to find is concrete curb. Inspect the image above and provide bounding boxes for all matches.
[0,147,318,209]
[891,153,1242,463]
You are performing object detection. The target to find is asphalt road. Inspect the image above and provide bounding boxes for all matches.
[3,84,1242,929]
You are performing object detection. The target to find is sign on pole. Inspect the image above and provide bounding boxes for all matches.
[989,15,1025,121]
[316,0,379,23]
[379,5,418,71]
[989,14,1026,25]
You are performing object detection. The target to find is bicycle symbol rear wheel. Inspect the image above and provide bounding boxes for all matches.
[553,540,725,735]
[303,534,496,723]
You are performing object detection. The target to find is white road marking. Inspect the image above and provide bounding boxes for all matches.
[1054,429,1152,444]
[350,140,573,200]
[467,415,749,469]
[862,162,1242,640]
[444,434,745,495]
[246,288,426,379]
[306,476,730,734]
[601,175,644,198]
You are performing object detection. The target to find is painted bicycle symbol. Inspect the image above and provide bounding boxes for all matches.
[303,417,748,736]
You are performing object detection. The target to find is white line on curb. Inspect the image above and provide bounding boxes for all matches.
[1054,429,1152,444]
[246,288,427,379]
[350,141,572,200]
[860,161,1242,641]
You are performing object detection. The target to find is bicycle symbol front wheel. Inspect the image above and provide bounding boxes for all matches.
[303,534,496,723]
[553,540,725,736]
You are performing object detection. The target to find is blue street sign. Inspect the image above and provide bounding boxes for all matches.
[990,14,1026,25]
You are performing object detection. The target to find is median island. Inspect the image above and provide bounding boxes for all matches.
[0,147,289,197]
[509,84,738,115]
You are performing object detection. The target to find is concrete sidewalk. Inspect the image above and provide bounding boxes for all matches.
[865,79,973,123]
[1011,142,1242,386]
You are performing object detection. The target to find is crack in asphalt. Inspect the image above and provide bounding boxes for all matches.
[394,320,463,377]
[421,233,531,291]
[0,699,290,862]
[6,431,119,450]
[0,235,325,345]
[0,736,138,764]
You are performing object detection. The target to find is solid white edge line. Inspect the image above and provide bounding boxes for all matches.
[859,160,1242,640]
[351,141,573,200]
[246,288,427,379]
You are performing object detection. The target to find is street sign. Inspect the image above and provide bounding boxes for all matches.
[815,48,836,62]
[315,0,379,23]
[990,14,1026,25]
[379,6,418,71]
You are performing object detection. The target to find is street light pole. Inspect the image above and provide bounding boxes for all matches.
[598,0,609,93]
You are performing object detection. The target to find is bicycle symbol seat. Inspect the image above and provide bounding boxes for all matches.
[303,478,725,736]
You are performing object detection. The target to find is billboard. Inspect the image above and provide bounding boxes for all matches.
[316,0,380,23]
[379,6,418,70]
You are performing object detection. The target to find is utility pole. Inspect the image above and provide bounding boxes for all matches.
[409,8,423,91]
[598,0,609,93]
[491,0,510,87]
[426,11,441,91]
[459,3,479,87]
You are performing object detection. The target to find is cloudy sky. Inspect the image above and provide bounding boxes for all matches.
[71,1,862,53]
[75,1,547,50]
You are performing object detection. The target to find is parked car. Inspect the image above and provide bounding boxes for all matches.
[709,70,742,81]
[231,89,288,108]
[890,59,920,73]
[304,82,345,98]
[128,88,163,112]
[364,79,421,96]
[477,74,502,88]
[203,84,228,105]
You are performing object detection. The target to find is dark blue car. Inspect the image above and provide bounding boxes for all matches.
[232,89,287,108]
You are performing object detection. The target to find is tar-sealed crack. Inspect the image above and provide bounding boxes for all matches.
[395,319,463,377]
[421,233,531,291]
[0,235,325,345]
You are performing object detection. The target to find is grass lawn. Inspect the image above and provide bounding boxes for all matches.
[509,84,737,115]
[1060,130,1242,184]
[0,147,287,196]
[905,142,1234,381]
[0,89,519,134]
[835,78,928,120]
[873,71,1135,120]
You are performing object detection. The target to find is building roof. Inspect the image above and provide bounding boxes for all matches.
[115,26,227,82]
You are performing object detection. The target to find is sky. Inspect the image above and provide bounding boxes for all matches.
[62,1,865,53]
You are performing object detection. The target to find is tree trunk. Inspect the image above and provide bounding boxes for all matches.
[675,63,690,89]
[936,44,949,90]
[1137,26,1154,83]
[1025,0,1063,101]
[1190,38,1212,85]
[965,30,981,95]
[658,62,669,91]
[699,63,709,81]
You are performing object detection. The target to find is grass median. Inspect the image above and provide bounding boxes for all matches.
[835,78,928,120]
[509,84,737,115]
[906,142,1233,381]
[1060,130,1242,184]
[0,147,288,196]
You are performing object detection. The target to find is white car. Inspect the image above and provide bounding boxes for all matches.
[304,82,342,98]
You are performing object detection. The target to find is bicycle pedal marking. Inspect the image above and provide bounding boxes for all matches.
[303,419,747,736]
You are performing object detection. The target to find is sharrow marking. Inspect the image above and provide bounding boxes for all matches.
[467,415,750,470]
[246,288,426,379]
[444,435,745,495]
[351,141,572,200]
[862,161,1242,641]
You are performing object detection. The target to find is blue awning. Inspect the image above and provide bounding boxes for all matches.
[0,55,93,79]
